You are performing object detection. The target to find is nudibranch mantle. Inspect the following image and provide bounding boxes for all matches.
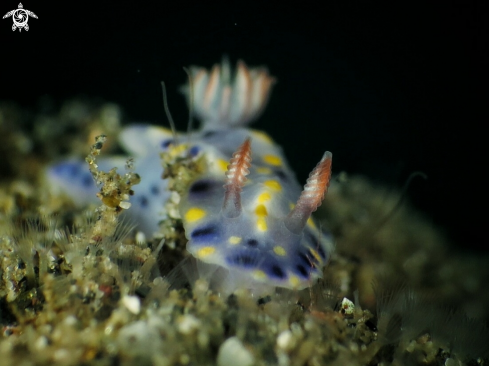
[46,58,334,292]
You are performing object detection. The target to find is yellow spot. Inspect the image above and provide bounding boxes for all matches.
[217,159,229,172]
[255,204,268,216]
[257,192,271,204]
[256,167,272,175]
[252,270,267,280]
[309,248,323,263]
[273,246,286,256]
[289,275,301,288]
[156,126,172,134]
[251,130,273,144]
[307,217,317,229]
[289,202,295,209]
[228,236,242,245]
[257,217,267,232]
[185,207,206,223]
[169,144,188,157]
[264,180,282,191]
[197,246,215,258]
[263,154,282,166]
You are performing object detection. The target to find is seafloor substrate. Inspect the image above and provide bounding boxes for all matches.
[0,100,488,366]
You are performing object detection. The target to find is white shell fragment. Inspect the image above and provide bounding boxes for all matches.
[217,337,255,366]
[119,201,131,210]
[121,295,141,314]
[276,329,295,351]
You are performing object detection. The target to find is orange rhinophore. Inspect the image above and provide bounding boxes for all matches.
[285,151,333,234]
[222,138,252,218]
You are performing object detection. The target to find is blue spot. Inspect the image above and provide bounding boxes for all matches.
[190,180,210,193]
[232,255,256,267]
[81,173,94,188]
[269,264,286,279]
[274,169,288,181]
[188,180,220,198]
[295,264,309,278]
[189,146,200,157]
[53,162,81,177]
[247,239,259,247]
[150,185,160,195]
[226,249,260,268]
[139,195,149,208]
[191,225,220,243]
[297,251,311,267]
[160,139,173,149]
[202,130,218,138]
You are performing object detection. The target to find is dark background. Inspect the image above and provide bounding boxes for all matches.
[1,1,487,251]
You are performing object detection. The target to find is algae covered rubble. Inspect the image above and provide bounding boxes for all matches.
[0,99,488,366]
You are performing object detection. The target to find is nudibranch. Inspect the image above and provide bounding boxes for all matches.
[46,58,334,292]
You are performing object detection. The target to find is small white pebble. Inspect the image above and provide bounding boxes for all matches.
[170,191,181,204]
[177,314,201,335]
[119,201,132,209]
[167,206,181,219]
[63,315,78,326]
[276,330,295,351]
[217,337,255,366]
[34,336,48,350]
[121,295,140,314]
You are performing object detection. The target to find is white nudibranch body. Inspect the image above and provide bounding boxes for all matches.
[47,58,334,293]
